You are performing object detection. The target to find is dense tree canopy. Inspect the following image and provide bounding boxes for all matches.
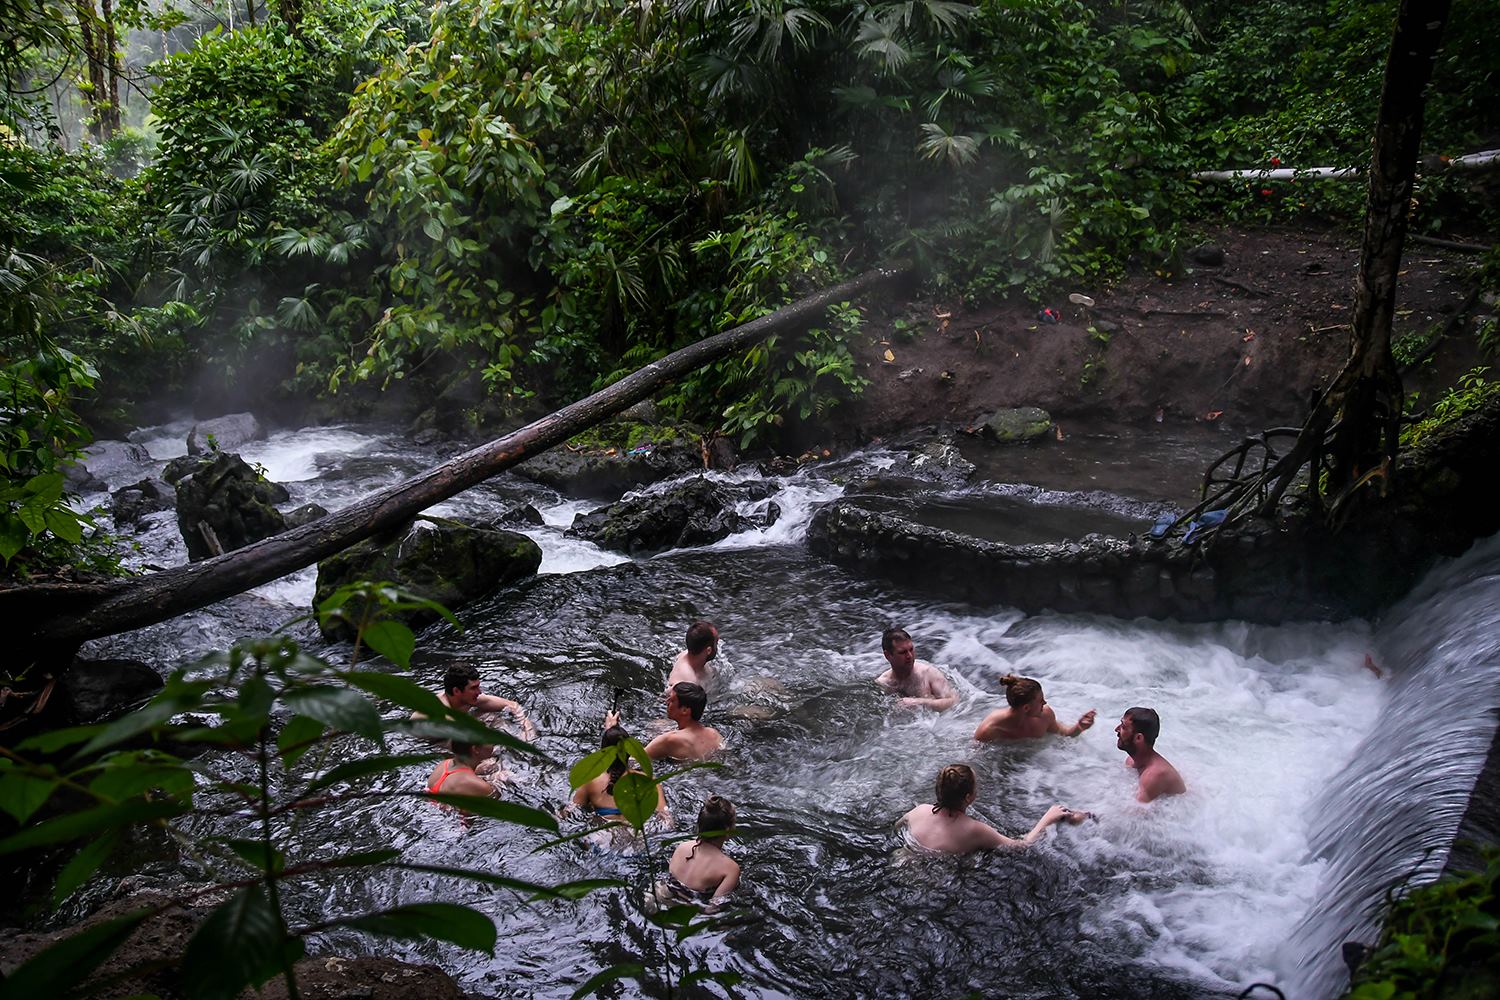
[2,0,1498,577]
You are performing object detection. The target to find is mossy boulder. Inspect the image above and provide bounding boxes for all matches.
[174,452,291,561]
[979,406,1053,443]
[313,516,542,640]
[568,477,746,554]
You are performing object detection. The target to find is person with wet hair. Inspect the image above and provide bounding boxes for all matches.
[656,795,740,909]
[1116,706,1186,803]
[668,620,720,689]
[974,674,1096,742]
[572,724,671,840]
[637,681,722,761]
[875,627,958,711]
[412,664,536,742]
[901,764,1087,853]
[426,741,498,812]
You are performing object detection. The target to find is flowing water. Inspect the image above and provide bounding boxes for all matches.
[78,421,1500,999]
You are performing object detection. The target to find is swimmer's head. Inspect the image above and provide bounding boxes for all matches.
[1119,707,1161,750]
[602,724,632,791]
[1000,674,1043,711]
[451,740,493,761]
[670,681,708,721]
[444,665,482,705]
[697,795,736,838]
[881,627,912,654]
[686,621,719,660]
[933,764,976,814]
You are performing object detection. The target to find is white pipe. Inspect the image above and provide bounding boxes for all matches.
[1194,149,1500,183]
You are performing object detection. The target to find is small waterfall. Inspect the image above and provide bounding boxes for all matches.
[1280,533,1500,997]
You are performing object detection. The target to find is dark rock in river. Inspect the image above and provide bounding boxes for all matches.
[186,411,264,456]
[977,406,1053,443]
[60,657,164,723]
[569,477,746,554]
[174,452,291,561]
[110,478,174,529]
[282,502,329,529]
[517,439,702,499]
[494,502,545,527]
[872,441,976,486]
[314,515,542,640]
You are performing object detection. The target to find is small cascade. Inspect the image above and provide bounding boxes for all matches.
[1280,534,1500,997]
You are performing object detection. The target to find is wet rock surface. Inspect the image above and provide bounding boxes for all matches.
[186,412,264,456]
[60,657,164,723]
[977,406,1053,443]
[111,478,175,529]
[79,440,153,489]
[314,516,542,639]
[867,441,977,486]
[174,453,291,561]
[569,477,747,554]
[517,440,703,498]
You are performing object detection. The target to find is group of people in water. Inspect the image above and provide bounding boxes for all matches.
[422,621,1186,908]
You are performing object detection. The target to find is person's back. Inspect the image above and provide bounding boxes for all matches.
[975,675,1094,742]
[667,621,719,690]
[427,743,496,808]
[901,764,1085,854]
[646,682,722,761]
[663,796,739,905]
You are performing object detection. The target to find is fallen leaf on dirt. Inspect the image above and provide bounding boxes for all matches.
[1205,410,1224,421]
[1054,425,1065,441]
[1243,356,1253,366]
[934,309,952,319]
[882,349,895,362]
[605,447,617,455]
[1241,330,1256,342]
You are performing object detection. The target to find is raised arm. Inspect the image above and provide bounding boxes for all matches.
[476,694,537,739]
[1049,708,1096,738]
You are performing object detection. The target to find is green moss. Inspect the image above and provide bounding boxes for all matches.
[1403,368,1500,450]
[566,419,697,453]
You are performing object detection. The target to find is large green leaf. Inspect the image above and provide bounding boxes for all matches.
[276,713,325,768]
[340,670,448,716]
[335,903,495,953]
[179,885,299,1000]
[0,798,184,856]
[0,763,57,823]
[571,963,644,1000]
[282,685,383,742]
[360,620,415,669]
[568,746,616,791]
[85,754,194,802]
[423,793,559,831]
[51,830,119,906]
[78,676,214,755]
[305,752,443,792]
[0,906,152,1000]
[390,715,539,758]
[610,771,658,831]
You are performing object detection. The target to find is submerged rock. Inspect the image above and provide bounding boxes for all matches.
[174,452,291,560]
[282,502,329,529]
[314,516,542,640]
[873,441,976,486]
[978,407,1053,443]
[60,657,164,724]
[569,477,746,554]
[186,412,264,456]
[110,478,175,529]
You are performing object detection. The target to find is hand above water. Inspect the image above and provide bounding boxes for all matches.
[1077,709,1096,731]
[603,710,620,729]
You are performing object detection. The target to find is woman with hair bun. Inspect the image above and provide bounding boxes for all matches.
[974,674,1096,742]
[901,764,1088,854]
[655,795,740,910]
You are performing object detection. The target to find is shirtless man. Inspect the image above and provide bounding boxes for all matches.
[901,763,1087,854]
[608,682,722,762]
[1116,706,1187,803]
[875,628,957,711]
[974,674,1095,742]
[667,621,719,689]
[414,665,537,742]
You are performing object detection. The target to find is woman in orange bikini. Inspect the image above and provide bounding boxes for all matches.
[426,742,496,810]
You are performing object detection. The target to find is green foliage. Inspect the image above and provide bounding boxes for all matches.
[1345,849,1500,1000]
[1402,367,1499,449]
[0,581,598,1000]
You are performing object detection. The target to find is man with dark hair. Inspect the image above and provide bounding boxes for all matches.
[412,664,536,741]
[640,681,722,761]
[1116,706,1186,803]
[875,628,957,711]
[668,620,720,689]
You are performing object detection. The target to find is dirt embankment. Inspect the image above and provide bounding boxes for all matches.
[833,225,1485,442]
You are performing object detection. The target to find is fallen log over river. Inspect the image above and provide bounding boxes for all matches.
[4,263,909,661]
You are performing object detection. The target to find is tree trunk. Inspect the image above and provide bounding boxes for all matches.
[72,0,109,142]
[6,265,908,658]
[1251,0,1450,518]
[100,0,121,137]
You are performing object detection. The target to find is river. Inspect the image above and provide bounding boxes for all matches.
[76,420,1500,999]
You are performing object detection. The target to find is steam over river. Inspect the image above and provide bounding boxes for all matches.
[81,421,1500,999]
